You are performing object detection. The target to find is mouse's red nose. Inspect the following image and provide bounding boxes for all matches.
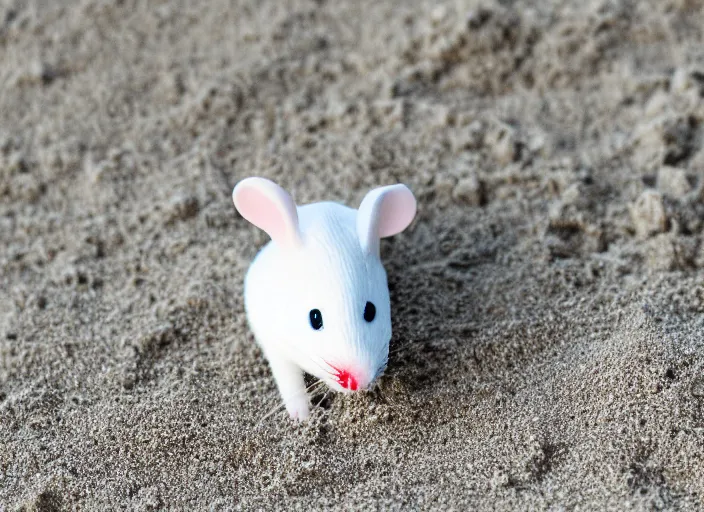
[335,369,359,391]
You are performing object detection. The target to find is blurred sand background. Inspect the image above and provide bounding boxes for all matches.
[1,0,704,509]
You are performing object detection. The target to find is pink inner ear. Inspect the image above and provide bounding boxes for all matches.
[233,178,300,247]
[377,186,417,238]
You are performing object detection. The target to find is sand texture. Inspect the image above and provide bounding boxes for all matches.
[2,0,704,509]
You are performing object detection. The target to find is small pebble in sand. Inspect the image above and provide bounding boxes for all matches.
[452,175,484,206]
[657,166,691,198]
[168,193,200,222]
[629,190,667,238]
[671,67,704,96]
[486,124,521,165]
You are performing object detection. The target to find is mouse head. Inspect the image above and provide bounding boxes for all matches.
[233,177,416,392]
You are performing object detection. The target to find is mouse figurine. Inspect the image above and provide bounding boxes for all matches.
[232,177,416,420]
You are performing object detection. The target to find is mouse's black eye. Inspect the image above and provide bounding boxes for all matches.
[309,309,323,330]
[364,301,376,322]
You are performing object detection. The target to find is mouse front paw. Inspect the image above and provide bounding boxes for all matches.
[285,396,310,421]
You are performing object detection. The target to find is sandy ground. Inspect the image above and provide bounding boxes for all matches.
[1,0,704,509]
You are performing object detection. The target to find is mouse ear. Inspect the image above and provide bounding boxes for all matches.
[232,177,301,248]
[357,184,416,256]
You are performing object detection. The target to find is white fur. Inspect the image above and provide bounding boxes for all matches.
[233,178,416,420]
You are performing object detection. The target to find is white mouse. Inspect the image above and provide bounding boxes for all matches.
[232,177,417,420]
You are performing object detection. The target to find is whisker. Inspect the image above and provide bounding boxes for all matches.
[255,379,327,428]
[313,389,331,411]
[309,357,337,378]
[305,379,327,396]
[301,378,327,396]
[255,401,288,428]
[387,344,412,358]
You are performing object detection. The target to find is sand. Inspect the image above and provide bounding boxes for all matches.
[1,0,704,509]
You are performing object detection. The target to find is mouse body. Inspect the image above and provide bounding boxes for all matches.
[233,177,416,420]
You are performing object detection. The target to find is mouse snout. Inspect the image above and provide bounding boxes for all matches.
[325,358,382,392]
[326,364,368,392]
[335,368,359,391]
